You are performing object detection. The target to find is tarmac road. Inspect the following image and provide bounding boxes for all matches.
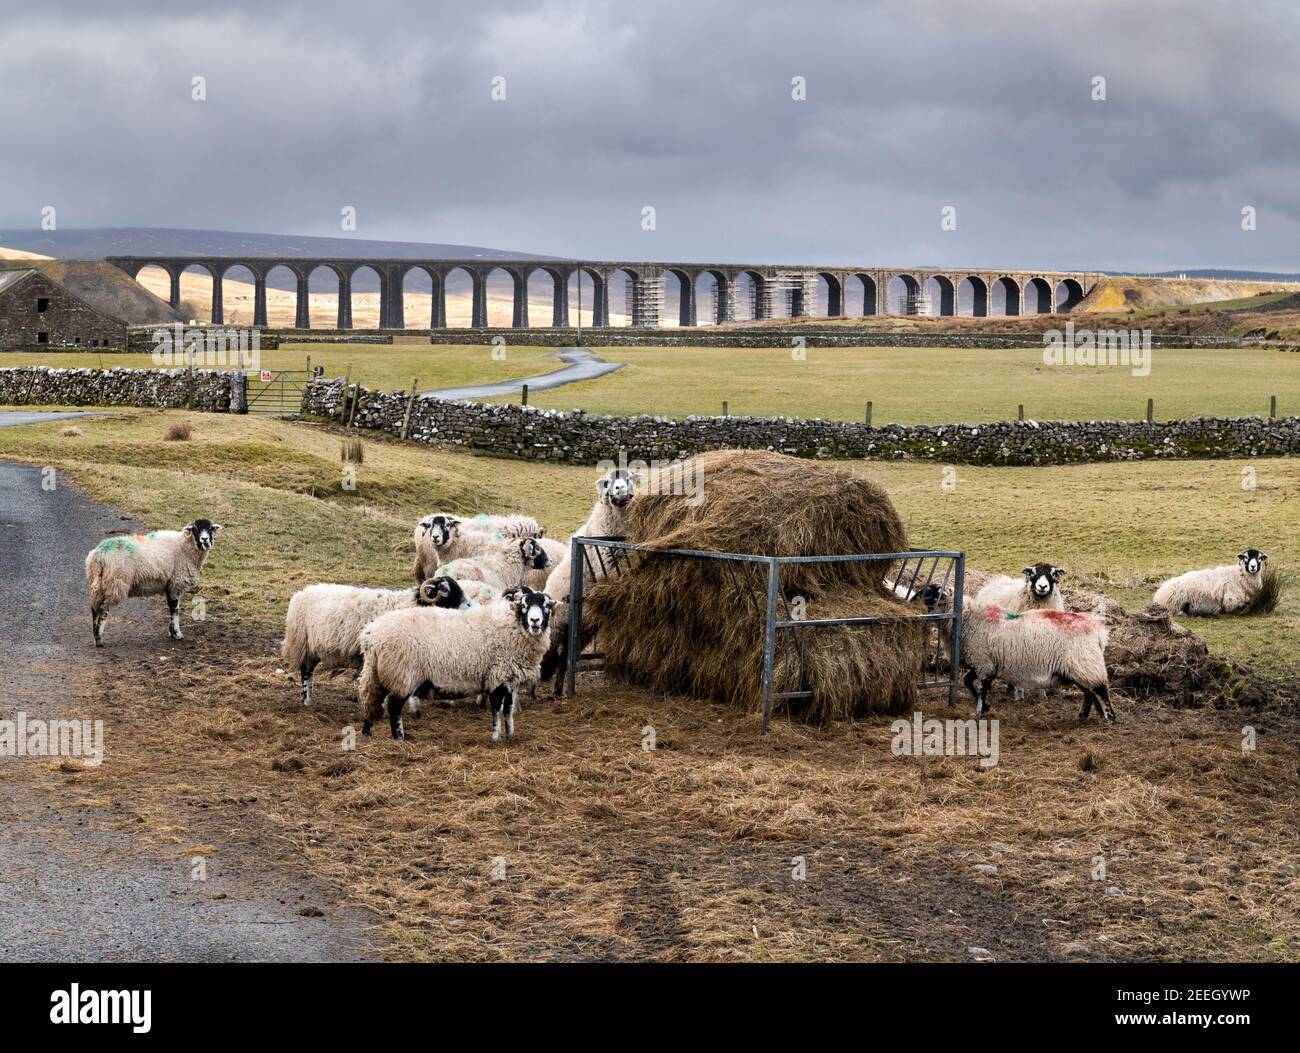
[423,346,622,400]
[0,455,376,962]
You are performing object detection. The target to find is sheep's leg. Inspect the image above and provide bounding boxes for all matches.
[1076,685,1095,720]
[488,684,511,743]
[1094,683,1116,723]
[405,695,422,717]
[505,688,518,739]
[299,657,318,706]
[386,695,406,740]
[973,675,994,717]
[962,668,981,707]
[91,606,105,647]
[166,590,183,640]
[360,680,386,737]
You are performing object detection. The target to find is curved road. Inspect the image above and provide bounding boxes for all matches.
[423,346,622,401]
[0,433,375,961]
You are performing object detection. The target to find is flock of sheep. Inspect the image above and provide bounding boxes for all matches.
[896,548,1270,723]
[82,471,1269,736]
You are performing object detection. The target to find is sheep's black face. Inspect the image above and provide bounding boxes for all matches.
[419,576,467,609]
[519,538,548,570]
[422,514,459,548]
[597,470,640,508]
[513,588,555,637]
[1022,562,1063,599]
[187,518,221,552]
[1238,549,1267,575]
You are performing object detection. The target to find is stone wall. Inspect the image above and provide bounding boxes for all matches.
[421,327,1247,350]
[301,378,1300,467]
[0,366,241,411]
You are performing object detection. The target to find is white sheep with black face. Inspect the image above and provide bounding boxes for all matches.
[85,518,222,646]
[975,562,1067,612]
[1153,549,1269,616]
[543,469,640,602]
[358,587,556,741]
[437,536,550,592]
[281,576,469,706]
[959,601,1115,722]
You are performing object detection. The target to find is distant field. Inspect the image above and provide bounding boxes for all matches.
[0,340,554,395]
[487,344,1299,424]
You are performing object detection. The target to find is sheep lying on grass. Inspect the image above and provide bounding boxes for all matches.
[358,586,556,741]
[437,537,549,592]
[282,576,468,706]
[959,601,1114,722]
[1153,549,1269,616]
[85,519,222,646]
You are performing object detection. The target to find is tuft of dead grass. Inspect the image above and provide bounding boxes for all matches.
[1241,566,1285,616]
[164,420,193,441]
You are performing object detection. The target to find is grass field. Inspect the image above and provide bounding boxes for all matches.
[492,345,1298,423]
[2,410,1296,961]
[2,409,1295,671]
[8,341,1298,425]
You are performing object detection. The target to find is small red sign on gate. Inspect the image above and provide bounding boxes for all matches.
[260,371,272,382]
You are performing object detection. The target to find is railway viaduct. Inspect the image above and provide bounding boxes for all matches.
[104,256,1101,328]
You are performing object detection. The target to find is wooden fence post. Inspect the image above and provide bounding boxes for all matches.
[865,401,873,427]
[723,400,729,417]
[1270,394,1277,419]
[340,364,352,423]
[400,377,419,439]
[1146,398,1154,423]
[347,379,361,428]
[1018,404,1024,421]
[522,383,529,406]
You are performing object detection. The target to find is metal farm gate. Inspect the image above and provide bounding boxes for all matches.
[244,368,312,416]
[562,538,966,732]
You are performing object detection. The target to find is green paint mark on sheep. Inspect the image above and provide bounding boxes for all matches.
[95,537,139,556]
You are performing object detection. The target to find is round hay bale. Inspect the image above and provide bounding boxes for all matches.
[585,450,924,722]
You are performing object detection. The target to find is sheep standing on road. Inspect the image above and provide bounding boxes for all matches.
[281,576,468,706]
[358,587,556,741]
[437,536,549,592]
[974,563,1066,612]
[85,519,222,646]
[958,601,1114,722]
[1153,549,1268,615]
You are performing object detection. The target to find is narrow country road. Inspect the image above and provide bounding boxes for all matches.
[423,346,623,400]
[0,455,376,962]
[0,410,98,428]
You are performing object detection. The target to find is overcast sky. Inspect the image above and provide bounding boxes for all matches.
[3,0,1299,271]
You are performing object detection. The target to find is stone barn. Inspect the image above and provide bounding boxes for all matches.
[0,261,181,351]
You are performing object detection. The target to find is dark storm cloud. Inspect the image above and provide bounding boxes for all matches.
[2,0,1299,269]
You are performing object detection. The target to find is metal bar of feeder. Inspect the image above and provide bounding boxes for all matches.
[949,552,966,709]
[565,536,584,698]
[760,558,781,734]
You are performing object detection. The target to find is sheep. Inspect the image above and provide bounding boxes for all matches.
[282,576,469,706]
[525,538,569,591]
[412,512,550,582]
[1153,549,1268,616]
[85,519,222,646]
[974,562,1067,613]
[540,469,641,692]
[958,601,1114,722]
[436,536,550,592]
[358,586,556,741]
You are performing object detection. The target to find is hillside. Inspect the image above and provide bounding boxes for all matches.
[1077,275,1300,312]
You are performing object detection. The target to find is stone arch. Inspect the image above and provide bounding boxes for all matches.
[958,275,988,317]
[663,268,697,327]
[925,275,957,316]
[888,273,922,315]
[607,267,642,326]
[846,273,877,316]
[1055,278,1085,313]
[1025,276,1053,314]
[438,266,479,327]
[342,264,384,329]
[992,275,1021,317]
[565,266,605,327]
[304,264,347,329]
[816,272,843,317]
[733,269,769,321]
[695,269,732,325]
